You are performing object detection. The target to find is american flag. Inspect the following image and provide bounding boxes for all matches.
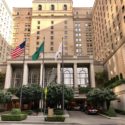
[11,41,26,59]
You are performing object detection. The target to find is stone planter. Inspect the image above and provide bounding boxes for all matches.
[48,108,54,117]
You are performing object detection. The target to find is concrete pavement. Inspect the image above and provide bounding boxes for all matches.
[0,111,125,125]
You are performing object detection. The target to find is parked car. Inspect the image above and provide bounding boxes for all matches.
[85,106,98,115]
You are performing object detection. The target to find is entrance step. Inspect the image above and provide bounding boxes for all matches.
[74,88,79,97]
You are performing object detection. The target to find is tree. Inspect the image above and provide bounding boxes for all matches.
[47,84,74,108]
[16,84,42,108]
[0,72,5,89]
[0,90,4,104]
[87,88,116,110]
[95,71,108,88]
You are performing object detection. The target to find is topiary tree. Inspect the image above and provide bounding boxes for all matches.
[87,88,116,110]
[47,84,74,109]
[16,84,42,109]
[95,70,108,88]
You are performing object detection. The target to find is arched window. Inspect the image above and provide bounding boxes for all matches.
[38,5,42,10]
[63,4,67,10]
[77,68,89,87]
[51,5,55,11]
[12,69,23,88]
[63,68,73,87]
[28,69,40,84]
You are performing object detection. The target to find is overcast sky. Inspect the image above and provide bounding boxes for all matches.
[6,0,95,10]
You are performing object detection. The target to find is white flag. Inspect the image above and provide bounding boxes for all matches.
[55,42,63,60]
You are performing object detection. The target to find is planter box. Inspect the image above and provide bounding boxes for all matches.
[1,114,27,121]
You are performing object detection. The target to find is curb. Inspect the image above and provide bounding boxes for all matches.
[0,121,75,124]
[99,114,111,119]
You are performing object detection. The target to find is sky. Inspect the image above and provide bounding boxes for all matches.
[6,0,95,10]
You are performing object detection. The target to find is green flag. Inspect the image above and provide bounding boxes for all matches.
[32,42,44,60]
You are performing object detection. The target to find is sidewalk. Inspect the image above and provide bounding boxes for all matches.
[0,111,72,124]
[0,111,125,124]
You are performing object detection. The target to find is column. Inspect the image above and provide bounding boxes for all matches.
[74,63,78,88]
[4,63,12,89]
[40,63,43,86]
[57,63,61,84]
[23,63,28,85]
[90,63,96,88]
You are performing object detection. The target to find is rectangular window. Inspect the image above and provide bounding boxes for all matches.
[38,21,40,24]
[51,31,54,34]
[50,47,53,51]
[51,26,54,29]
[37,36,40,39]
[37,26,40,29]
[51,21,54,24]
[51,36,54,39]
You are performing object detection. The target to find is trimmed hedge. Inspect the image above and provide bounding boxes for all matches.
[45,116,65,122]
[11,108,21,114]
[115,109,125,115]
[1,108,27,121]
[1,114,27,121]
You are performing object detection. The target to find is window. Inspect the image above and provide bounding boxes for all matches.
[28,12,30,15]
[51,26,54,29]
[51,36,54,39]
[51,31,54,34]
[37,26,40,29]
[37,36,40,39]
[51,21,54,24]
[51,5,55,11]
[63,4,67,10]
[12,69,23,88]
[50,42,53,45]
[37,31,40,34]
[38,21,40,24]
[77,68,89,87]
[64,68,73,87]
[28,69,40,84]
[38,5,42,10]
[122,6,125,13]
[17,12,19,15]
[50,47,53,51]
[36,41,39,45]
[64,20,67,24]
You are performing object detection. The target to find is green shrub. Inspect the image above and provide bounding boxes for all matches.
[79,87,91,94]
[115,109,125,115]
[1,114,27,121]
[45,116,65,122]
[54,110,63,115]
[11,108,21,114]
[105,107,117,117]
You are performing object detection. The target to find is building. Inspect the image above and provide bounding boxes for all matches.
[92,0,125,110]
[0,34,11,62]
[5,0,95,95]
[12,8,32,54]
[92,0,125,79]
[0,0,12,62]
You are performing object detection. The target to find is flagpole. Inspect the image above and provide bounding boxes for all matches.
[41,37,45,113]
[61,37,64,113]
[20,38,26,109]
